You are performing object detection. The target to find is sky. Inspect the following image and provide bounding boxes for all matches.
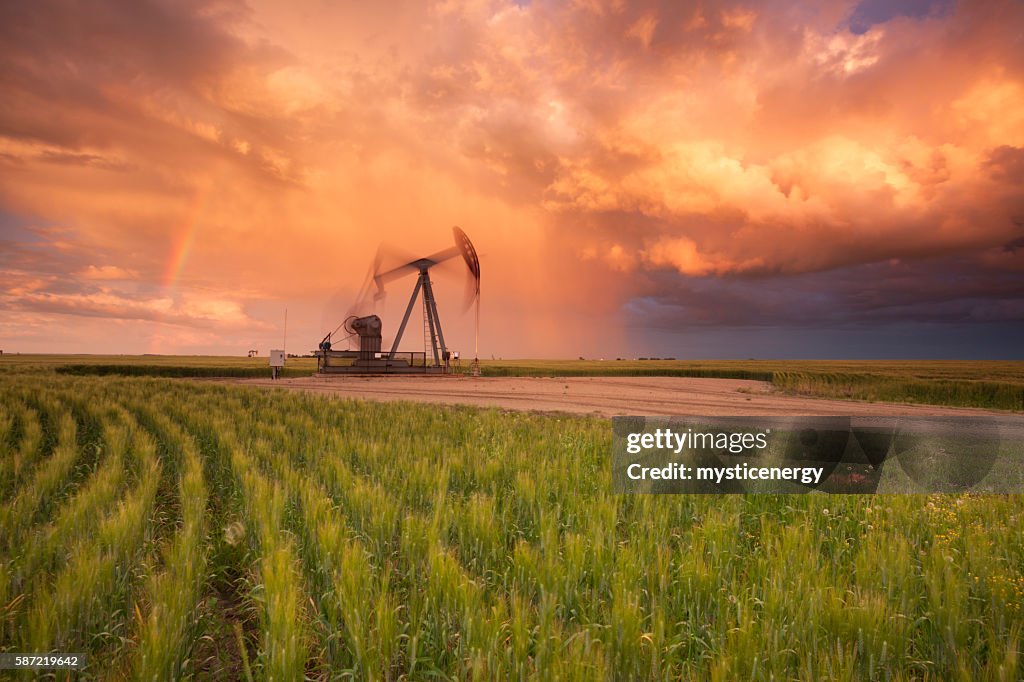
[1,0,1022,359]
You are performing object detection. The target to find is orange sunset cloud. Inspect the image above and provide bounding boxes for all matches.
[1,0,1021,358]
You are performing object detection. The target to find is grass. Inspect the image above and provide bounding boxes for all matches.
[3,354,1021,410]
[0,354,317,378]
[0,370,1022,679]
[478,359,1024,411]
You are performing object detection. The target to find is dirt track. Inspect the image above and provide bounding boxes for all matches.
[234,375,1011,418]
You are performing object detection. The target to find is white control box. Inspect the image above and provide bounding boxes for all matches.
[269,349,285,367]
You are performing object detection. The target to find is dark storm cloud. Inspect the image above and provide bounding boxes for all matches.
[626,251,1024,331]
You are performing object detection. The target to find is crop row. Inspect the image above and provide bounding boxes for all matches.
[0,372,1021,679]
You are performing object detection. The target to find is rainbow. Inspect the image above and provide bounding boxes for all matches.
[147,183,213,353]
[161,186,211,293]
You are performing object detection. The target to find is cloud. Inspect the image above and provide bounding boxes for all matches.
[641,236,765,277]
[0,0,301,184]
[80,265,140,281]
[0,0,1022,356]
[626,248,1024,330]
[2,288,268,330]
[985,145,1024,184]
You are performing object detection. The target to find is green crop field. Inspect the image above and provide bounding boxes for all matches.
[1,370,1022,679]
[0,354,319,379]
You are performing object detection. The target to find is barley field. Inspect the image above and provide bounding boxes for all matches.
[1,370,1022,679]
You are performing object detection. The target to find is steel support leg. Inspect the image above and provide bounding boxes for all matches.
[389,274,423,358]
[422,276,447,361]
